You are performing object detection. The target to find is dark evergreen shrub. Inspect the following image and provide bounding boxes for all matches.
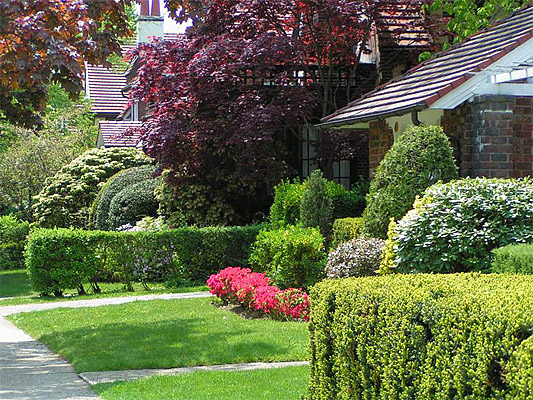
[362,125,458,238]
[300,170,333,237]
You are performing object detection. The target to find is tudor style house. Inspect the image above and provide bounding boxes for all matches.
[86,0,439,186]
[321,5,533,179]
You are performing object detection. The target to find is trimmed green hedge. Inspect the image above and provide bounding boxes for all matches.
[493,244,533,274]
[26,225,263,296]
[0,215,30,270]
[331,217,363,248]
[308,274,533,399]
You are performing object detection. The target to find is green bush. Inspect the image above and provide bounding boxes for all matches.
[308,273,533,399]
[26,225,263,296]
[33,148,150,228]
[393,178,533,273]
[331,217,363,248]
[300,170,333,237]
[493,244,533,274]
[0,215,30,270]
[325,238,385,278]
[270,178,368,228]
[249,226,326,289]
[90,165,159,230]
[107,177,160,230]
[362,125,458,238]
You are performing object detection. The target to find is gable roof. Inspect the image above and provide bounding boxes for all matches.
[321,5,533,127]
[98,121,143,148]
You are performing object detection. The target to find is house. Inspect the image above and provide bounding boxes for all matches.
[320,5,533,179]
[87,0,439,186]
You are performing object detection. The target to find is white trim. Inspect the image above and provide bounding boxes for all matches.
[473,82,533,96]
[490,66,533,83]
[430,37,533,109]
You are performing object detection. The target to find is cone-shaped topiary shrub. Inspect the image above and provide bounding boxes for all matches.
[362,125,458,238]
[300,170,333,238]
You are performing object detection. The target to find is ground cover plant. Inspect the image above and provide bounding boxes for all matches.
[93,365,309,400]
[9,297,307,372]
[393,177,533,273]
[362,125,458,238]
[308,273,533,399]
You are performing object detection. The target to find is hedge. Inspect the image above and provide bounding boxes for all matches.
[26,225,263,296]
[308,274,533,399]
[493,244,533,274]
[0,215,30,270]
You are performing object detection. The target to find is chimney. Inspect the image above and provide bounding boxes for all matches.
[137,0,164,44]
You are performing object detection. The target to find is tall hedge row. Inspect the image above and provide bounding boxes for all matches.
[309,274,533,399]
[26,225,263,296]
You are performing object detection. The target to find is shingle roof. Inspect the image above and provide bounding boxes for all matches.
[98,121,143,148]
[321,5,533,126]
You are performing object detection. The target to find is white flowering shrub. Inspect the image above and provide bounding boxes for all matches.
[325,238,385,278]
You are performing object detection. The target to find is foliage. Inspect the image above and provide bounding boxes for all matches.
[325,238,385,279]
[25,225,263,296]
[362,125,458,238]
[9,297,307,372]
[91,165,160,231]
[0,215,29,270]
[493,244,533,274]
[249,226,326,289]
[378,218,397,275]
[0,0,133,127]
[207,267,310,321]
[270,179,367,228]
[32,148,150,228]
[393,178,533,273]
[131,0,421,227]
[308,273,533,399]
[300,170,333,238]
[331,217,364,248]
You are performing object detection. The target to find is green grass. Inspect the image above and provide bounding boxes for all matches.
[9,297,308,373]
[0,269,33,297]
[0,269,207,305]
[94,365,309,400]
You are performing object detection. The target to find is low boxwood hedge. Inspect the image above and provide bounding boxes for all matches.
[26,225,263,296]
[493,244,533,274]
[308,274,533,399]
[331,217,363,248]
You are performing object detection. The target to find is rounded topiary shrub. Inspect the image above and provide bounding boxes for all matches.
[393,178,533,273]
[325,238,385,278]
[33,148,151,228]
[362,125,458,238]
[108,178,160,230]
[90,165,159,230]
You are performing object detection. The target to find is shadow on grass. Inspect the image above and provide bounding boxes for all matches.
[0,270,33,298]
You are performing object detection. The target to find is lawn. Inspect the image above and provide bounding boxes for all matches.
[94,365,309,400]
[9,297,308,372]
[0,269,207,306]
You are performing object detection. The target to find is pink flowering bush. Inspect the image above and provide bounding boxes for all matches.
[207,267,309,321]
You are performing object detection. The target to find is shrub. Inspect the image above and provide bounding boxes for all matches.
[308,274,533,399]
[362,125,458,238]
[493,244,533,274]
[269,178,368,228]
[331,217,363,248]
[378,218,397,275]
[90,165,159,230]
[33,148,150,228]
[249,226,326,289]
[325,238,385,278]
[394,178,533,273]
[207,267,310,321]
[107,178,160,230]
[300,170,333,237]
[26,225,263,296]
[0,215,30,270]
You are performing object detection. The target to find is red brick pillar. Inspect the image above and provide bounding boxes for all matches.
[512,97,533,178]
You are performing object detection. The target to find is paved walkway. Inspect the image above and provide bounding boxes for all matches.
[80,361,310,385]
[0,292,211,399]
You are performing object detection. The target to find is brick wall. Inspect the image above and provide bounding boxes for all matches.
[441,95,533,178]
[369,120,393,177]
